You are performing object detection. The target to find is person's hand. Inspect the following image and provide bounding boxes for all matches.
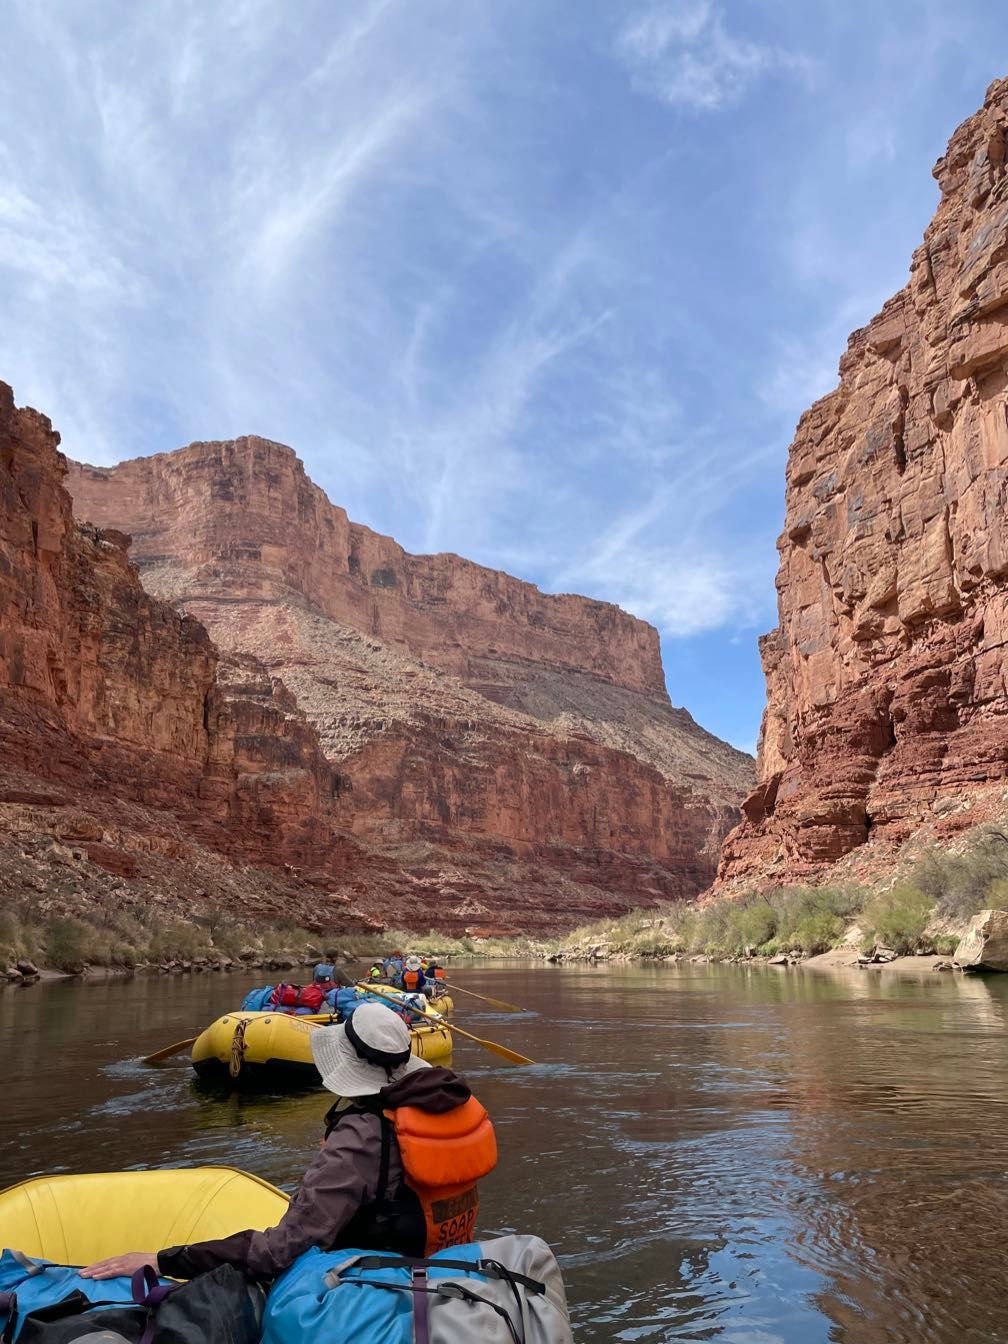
[80,1252,159,1280]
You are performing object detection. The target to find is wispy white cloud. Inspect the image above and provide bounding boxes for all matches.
[845,114,898,171]
[241,91,430,286]
[615,0,814,112]
[760,330,845,424]
[561,538,770,638]
[1,0,1003,755]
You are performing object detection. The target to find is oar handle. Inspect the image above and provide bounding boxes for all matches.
[353,984,533,1065]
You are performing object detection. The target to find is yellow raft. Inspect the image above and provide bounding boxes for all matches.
[0,1167,288,1261]
[192,1002,453,1087]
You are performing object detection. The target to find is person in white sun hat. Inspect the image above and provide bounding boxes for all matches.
[81,1003,497,1283]
[311,997,429,1094]
[401,953,428,994]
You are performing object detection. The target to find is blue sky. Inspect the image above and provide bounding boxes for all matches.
[2,2,1005,754]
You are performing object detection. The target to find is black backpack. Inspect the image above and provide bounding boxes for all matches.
[2,1264,264,1344]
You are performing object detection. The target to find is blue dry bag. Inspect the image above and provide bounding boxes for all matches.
[239,986,274,1012]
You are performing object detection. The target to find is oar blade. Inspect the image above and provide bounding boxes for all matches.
[142,1037,197,1065]
[472,1038,536,1066]
[447,1023,535,1066]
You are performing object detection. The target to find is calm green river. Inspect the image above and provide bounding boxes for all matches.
[2,961,1007,1342]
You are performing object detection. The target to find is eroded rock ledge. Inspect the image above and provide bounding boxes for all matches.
[719,77,1008,885]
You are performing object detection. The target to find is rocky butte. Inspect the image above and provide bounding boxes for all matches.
[66,438,752,933]
[718,77,1008,887]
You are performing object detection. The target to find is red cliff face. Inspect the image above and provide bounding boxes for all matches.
[67,436,753,927]
[68,438,667,699]
[1,380,213,772]
[718,79,1008,885]
[0,380,381,928]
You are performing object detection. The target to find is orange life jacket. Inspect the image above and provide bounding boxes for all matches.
[384,1096,497,1254]
[433,967,446,980]
[402,968,421,991]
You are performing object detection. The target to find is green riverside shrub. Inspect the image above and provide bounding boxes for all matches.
[790,911,845,955]
[731,902,778,952]
[860,885,933,954]
[984,878,1008,911]
[912,830,1008,920]
[44,919,90,972]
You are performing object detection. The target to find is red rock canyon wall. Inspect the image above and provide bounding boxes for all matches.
[719,78,1008,883]
[67,435,753,925]
[0,381,383,928]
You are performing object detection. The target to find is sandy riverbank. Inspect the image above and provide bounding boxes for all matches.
[801,948,961,975]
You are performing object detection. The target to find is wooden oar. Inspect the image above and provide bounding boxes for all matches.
[354,984,535,1066]
[141,1037,197,1065]
[443,982,525,1013]
[436,1018,535,1067]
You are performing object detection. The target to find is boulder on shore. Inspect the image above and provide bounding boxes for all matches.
[954,910,1008,971]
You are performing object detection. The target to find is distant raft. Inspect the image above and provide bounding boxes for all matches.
[0,1166,288,1261]
[192,1004,453,1087]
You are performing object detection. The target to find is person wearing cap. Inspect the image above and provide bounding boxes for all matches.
[401,954,427,994]
[383,951,405,986]
[313,962,352,988]
[80,1004,497,1283]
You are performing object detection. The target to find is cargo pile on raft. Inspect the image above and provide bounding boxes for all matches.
[190,955,456,1086]
[173,954,534,1087]
[0,965,563,1341]
[0,1166,571,1342]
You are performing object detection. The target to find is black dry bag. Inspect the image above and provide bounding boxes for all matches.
[6,1264,264,1344]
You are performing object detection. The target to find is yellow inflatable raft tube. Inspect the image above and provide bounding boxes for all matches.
[192,1004,452,1087]
[0,1167,288,1262]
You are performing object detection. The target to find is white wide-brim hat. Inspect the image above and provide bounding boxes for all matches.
[405,956,422,970]
[310,1001,430,1097]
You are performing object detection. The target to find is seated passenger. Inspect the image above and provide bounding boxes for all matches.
[401,955,427,994]
[81,1006,496,1280]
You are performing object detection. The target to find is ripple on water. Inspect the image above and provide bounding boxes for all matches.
[5,965,1008,1343]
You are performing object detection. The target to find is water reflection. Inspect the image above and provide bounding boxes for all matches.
[3,962,1008,1341]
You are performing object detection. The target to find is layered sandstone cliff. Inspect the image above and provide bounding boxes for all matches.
[67,439,752,924]
[68,438,665,698]
[0,380,386,930]
[718,78,1008,884]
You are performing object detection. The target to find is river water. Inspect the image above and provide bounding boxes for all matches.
[2,961,1007,1342]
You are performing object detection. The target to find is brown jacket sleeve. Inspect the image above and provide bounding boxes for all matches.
[156,1112,385,1280]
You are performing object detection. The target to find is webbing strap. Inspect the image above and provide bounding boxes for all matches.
[340,1253,546,1295]
[8,1252,47,1277]
[377,1114,392,1205]
[412,1267,430,1344]
[338,1277,524,1344]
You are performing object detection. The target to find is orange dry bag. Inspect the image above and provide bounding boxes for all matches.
[386,1097,497,1253]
